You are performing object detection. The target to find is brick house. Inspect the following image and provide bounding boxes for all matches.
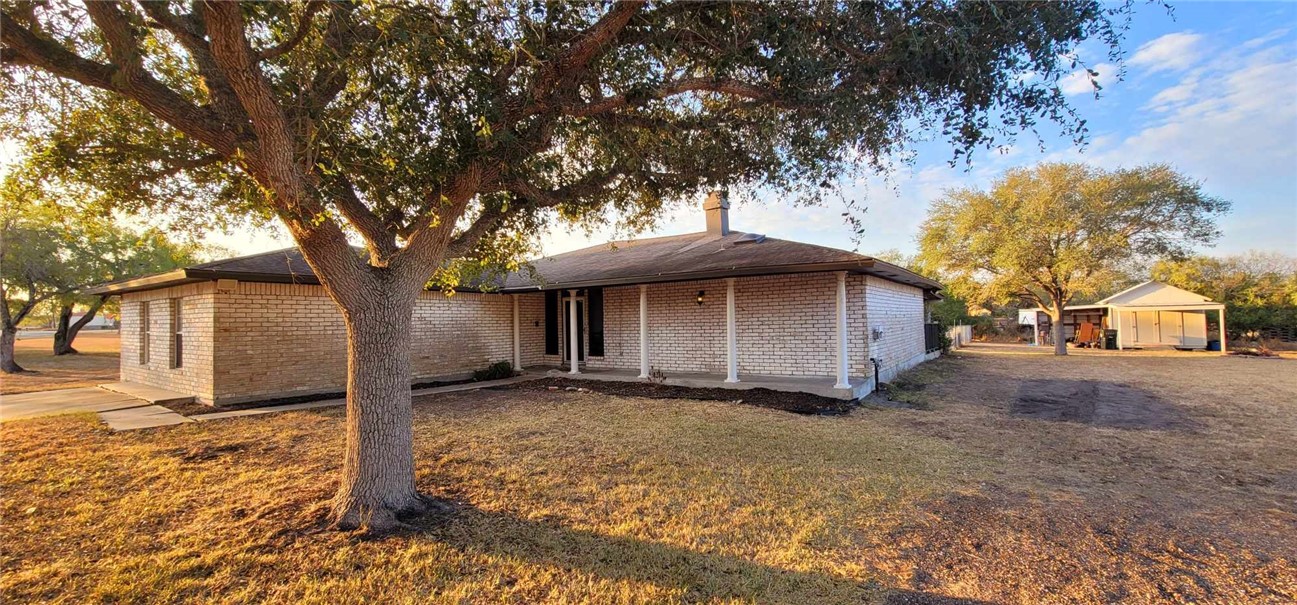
[91,195,942,405]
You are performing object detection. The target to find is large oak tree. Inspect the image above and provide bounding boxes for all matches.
[918,162,1230,355]
[3,0,1132,531]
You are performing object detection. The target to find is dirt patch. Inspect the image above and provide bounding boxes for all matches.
[1012,379,1199,431]
[887,491,1295,603]
[503,377,855,415]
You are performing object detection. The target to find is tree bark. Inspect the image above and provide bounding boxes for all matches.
[1052,301,1068,356]
[328,277,436,532]
[0,327,23,373]
[53,297,107,355]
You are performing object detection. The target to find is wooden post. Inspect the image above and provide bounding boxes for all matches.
[834,272,850,389]
[725,278,738,383]
[568,289,580,375]
[638,285,650,378]
[1219,306,1228,354]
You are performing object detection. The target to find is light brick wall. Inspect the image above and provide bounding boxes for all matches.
[120,282,217,403]
[864,276,927,382]
[578,273,873,377]
[516,293,547,367]
[208,282,521,404]
[116,271,930,404]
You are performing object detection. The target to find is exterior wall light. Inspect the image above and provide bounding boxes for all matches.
[696,290,706,306]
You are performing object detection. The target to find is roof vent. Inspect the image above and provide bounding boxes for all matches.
[734,233,766,245]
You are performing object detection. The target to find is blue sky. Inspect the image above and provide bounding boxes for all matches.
[217,2,1297,260]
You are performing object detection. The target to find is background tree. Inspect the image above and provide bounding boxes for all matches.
[3,0,1133,531]
[1152,252,1297,341]
[0,169,205,368]
[918,162,1229,355]
[52,227,205,356]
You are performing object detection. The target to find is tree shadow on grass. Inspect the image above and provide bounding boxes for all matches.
[403,503,996,605]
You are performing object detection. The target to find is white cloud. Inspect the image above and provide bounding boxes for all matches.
[1129,32,1204,72]
[1059,62,1118,96]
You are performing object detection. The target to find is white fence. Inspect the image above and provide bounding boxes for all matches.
[947,324,973,349]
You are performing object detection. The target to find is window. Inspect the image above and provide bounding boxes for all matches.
[170,299,183,369]
[139,302,150,365]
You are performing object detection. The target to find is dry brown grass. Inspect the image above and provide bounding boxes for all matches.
[2,344,1295,603]
[0,332,121,394]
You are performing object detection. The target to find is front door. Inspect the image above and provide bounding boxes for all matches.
[562,299,585,365]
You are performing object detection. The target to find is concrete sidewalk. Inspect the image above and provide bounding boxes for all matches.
[0,384,194,429]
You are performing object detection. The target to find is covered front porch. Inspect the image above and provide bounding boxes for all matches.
[536,365,874,400]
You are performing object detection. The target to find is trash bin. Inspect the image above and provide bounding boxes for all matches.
[1207,340,1221,351]
[1104,330,1118,350]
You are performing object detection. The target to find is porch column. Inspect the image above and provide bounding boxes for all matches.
[512,295,521,369]
[638,285,650,378]
[1033,311,1040,347]
[568,289,580,374]
[834,271,850,389]
[1219,306,1228,354]
[725,278,738,383]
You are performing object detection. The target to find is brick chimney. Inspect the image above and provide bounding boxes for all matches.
[704,190,730,235]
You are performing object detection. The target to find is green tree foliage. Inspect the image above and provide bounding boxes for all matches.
[1151,253,1297,340]
[0,168,204,369]
[918,162,1230,355]
[52,226,205,356]
[3,0,1136,530]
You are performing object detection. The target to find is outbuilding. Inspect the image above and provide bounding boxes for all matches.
[1023,281,1227,351]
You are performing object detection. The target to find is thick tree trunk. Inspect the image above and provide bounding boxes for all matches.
[53,297,107,356]
[53,305,75,355]
[1052,303,1068,356]
[329,283,435,532]
[1,327,23,373]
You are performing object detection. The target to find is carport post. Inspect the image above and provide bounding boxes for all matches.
[1219,306,1228,354]
[1112,306,1123,350]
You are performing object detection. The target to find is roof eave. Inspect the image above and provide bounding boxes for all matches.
[499,259,943,293]
[86,270,201,295]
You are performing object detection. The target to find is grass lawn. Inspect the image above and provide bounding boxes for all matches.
[2,345,1295,603]
[1,331,121,395]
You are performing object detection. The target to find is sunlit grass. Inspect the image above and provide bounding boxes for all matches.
[3,350,1293,603]
[0,391,973,604]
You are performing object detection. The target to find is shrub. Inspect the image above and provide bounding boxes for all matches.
[473,361,516,381]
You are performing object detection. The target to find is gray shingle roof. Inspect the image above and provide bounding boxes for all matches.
[90,232,941,295]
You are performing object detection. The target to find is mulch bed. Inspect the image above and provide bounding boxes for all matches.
[500,376,856,416]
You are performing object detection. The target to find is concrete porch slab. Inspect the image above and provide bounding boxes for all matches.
[543,367,873,400]
[99,382,195,406]
[100,405,194,430]
[0,387,147,422]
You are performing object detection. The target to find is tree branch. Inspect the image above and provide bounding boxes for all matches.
[256,2,326,61]
[1,9,241,156]
[561,77,775,118]
[328,173,398,260]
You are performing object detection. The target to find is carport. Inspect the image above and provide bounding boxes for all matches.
[1025,281,1227,351]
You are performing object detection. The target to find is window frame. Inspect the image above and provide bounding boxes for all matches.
[139,301,151,365]
[169,298,183,369]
